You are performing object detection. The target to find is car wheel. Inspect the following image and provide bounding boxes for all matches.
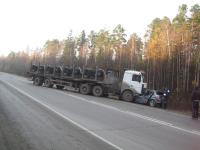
[149,99,156,107]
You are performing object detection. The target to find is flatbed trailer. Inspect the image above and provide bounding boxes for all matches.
[29,67,114,97]
[28,65,147,101]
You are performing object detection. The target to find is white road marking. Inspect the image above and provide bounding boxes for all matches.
[2,80,123,150]
[55,90,200,136]
[3,79,200,137]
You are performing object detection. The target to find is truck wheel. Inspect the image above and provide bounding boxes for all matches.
[34,77,43,86]
[122,90,133,102]
[56,85,64,90]
[92,85,103,97]
[149,99,156,107]
[44,78,53,88]
[80,84,91,95]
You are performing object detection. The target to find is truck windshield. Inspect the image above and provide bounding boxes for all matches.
[132,74,141,82]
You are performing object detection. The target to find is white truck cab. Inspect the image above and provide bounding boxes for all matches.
[121,70,147,101]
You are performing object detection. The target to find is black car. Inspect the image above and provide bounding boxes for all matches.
[134,90,167,108]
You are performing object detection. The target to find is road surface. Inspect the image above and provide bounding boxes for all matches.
[0,72,199,150]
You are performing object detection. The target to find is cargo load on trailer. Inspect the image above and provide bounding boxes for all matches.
[27,64,147,102]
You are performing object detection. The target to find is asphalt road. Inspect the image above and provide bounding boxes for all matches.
[0,72,199,150]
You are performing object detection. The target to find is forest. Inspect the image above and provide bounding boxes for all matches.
[0,4,199,110]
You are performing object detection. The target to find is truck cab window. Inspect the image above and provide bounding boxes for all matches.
[132,74,141,82]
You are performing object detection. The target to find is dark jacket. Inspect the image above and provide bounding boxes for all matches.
[191,87,200,101]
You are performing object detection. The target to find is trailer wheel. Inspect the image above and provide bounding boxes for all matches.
[34,77,43,86]
[80,84,91,95]
[56,85,64,90]
[92,85,103,97]
[44,78,53,88]
[122,90,133,102]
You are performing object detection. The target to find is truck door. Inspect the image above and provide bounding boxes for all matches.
[131,74,142,94]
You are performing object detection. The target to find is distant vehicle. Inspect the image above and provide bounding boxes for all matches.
[134,90,166,107]
[27,64,147,102]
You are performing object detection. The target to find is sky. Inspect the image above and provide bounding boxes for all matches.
[0,0,198,56]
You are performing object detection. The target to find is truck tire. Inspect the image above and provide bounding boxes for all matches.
[56,85,64,90]
[34,77,43,86]
[92,85,103,97]
[44,78,53,88]
[122,90,133,102]
[80,84,91,95]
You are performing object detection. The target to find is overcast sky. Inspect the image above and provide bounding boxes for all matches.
[0,0,198,55]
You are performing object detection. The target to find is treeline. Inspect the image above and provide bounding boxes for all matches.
[144,4,200,109]
[0,4,199,109]
[0,25,143,77]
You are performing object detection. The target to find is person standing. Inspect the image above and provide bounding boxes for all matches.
[191,86,200,119]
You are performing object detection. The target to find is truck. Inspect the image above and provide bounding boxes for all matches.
[27,64,147,102]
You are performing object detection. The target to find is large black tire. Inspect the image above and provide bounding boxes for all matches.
[56,85,64,90]
[44,78,53,88]
[92,85,103,97]
[122,90,133,102]
[79,84,91,95]
[34,77,43,86]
